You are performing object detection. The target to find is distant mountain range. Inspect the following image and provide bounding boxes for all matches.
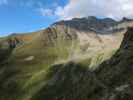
[53,16,133,33]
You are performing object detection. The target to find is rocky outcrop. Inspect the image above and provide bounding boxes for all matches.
[0,36,21,63]
[53,16,118,32]
[93,27,133,100]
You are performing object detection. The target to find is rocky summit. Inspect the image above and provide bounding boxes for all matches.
[0,17,133,100]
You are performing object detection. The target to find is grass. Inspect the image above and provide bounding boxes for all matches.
[0,33,79,100]
[0,27,121,100]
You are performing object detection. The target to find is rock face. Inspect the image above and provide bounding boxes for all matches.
[53,16,117,32]
[0,37,20,63]
[93,27,133,100]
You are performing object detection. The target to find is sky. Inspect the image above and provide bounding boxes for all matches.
[0,0,133,36]
[0,0,68,36]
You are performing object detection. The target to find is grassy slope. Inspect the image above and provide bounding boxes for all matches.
[0,28,77,100]
[0,26,123,100]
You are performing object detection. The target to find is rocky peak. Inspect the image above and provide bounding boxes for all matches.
[7,37,20,48]
[53,16,117,32]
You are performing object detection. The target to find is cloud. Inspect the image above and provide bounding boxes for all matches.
[54,0,133,20]
[0,0,8,5]
[39,8,54,16]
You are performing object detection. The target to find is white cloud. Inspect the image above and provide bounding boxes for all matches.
[37,1,59,17]
[0,0,8,5]
[55,0,133,20]
[39,8,54,16]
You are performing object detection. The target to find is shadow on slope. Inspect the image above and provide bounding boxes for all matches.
[31,62,101,100]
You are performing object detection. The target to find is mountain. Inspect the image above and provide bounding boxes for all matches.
[1,21,124,70]
[30,27,133,100]
[0,17,125,67]
[0,17,133,100]
[53,16,118,32]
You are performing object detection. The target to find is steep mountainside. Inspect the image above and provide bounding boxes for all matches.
[31,27,133,100]
[0,17,127,69]
[0,17,133,100]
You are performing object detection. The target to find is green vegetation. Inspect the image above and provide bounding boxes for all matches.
[0,24,125,100]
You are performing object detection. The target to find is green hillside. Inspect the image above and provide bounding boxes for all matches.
[0,18,128,100]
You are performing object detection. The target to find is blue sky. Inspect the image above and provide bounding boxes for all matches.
[0,0,133,36]
[0,0,68,36]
